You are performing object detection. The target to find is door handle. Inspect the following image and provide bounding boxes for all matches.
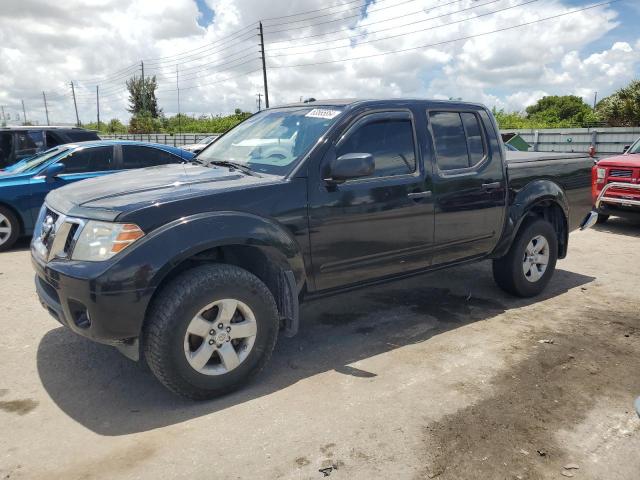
[407,191,432,200]
[481,182,502,191]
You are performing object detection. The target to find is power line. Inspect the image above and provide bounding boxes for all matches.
[269,0,620,69]
[260,0,380,22]
[156,68,263,93]
[146,50,260,79]
[268,0,536,58]
[264,0,464,45]
[266,0,505,55]
[143,22,259,63]
[143,30,258,69]
[262,0,421,29]
[75,55,263,99]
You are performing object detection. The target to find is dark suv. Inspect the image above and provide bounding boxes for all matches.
[0,126,100,168]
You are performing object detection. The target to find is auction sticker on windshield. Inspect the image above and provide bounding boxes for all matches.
[305,109,342,119]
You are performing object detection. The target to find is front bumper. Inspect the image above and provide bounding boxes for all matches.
[32,252,149,358]
[594,181,640,222]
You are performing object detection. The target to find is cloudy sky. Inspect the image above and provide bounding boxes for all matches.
[0,0,638,125]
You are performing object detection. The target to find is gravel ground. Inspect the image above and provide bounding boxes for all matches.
[0,219,639,480]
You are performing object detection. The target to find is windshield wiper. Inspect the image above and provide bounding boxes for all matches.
[207,160,261,177]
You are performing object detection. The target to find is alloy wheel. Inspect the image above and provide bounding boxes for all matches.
[183,299,258,375]
[522,235,549,283]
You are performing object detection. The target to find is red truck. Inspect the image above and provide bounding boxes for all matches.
[592,138,640,223]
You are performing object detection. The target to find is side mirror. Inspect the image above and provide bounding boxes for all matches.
[43,163,65,183]
[623,145,630,153]
[327,153,374,183]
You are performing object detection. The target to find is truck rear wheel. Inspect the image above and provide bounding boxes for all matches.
[492,218,558,297]
[143,264,279,400]
[596,213,609,224]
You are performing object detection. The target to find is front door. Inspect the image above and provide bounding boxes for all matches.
[427,108,506,265]
[308,110,434,291]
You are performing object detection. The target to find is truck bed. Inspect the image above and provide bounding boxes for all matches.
[505,151,593,232]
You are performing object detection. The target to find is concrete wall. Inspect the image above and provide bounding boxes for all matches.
[102,127,640,157]
[500,127,640,156]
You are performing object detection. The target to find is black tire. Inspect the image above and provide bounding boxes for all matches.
[492,218,558,297]
[596,213,609,224]
[143,264,279,400]
[0,206,20,252]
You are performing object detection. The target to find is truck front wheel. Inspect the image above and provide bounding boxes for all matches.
[492,219,558,297]
[143,264,279,400]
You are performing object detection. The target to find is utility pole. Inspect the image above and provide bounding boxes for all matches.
[140,60,146,114]
[42,91,50,125]
[70,81,80,126]
[21,99,27,125]
[593,91,598,110]
[256,93,262,111]
[176,64,181,133]
[259,22,269,108]
[96,85,101,129]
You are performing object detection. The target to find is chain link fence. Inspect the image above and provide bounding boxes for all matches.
[99,133,220,147]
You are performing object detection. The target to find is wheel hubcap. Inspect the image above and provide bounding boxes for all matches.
[522,235,549,283]
[183,299,257,375]
[0,213,11,246]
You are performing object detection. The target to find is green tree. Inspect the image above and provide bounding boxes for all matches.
[126,75,161,118]
[85,118,128,134]
[524,95,594,126]
[128,112,162,134]
[596,80,640,127]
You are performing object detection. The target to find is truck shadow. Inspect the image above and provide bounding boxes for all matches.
[36,261,594,436]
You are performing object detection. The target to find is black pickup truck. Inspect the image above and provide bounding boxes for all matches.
[31,99,595,399]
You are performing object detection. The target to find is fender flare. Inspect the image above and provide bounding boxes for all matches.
[491,179,569,258]
[140,211,307,291]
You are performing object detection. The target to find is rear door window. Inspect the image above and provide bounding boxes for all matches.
[429,111,487,170]
[460,113,486,166]
[16,131,45,158]
[60,146,114,174]
[121,145,181,169]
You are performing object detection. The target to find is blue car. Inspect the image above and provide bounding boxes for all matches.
[0,140,194,251]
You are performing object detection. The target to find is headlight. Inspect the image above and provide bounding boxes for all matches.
[71,221,144,261]
[596,167,606,184]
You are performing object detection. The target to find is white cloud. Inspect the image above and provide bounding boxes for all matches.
[0,0,637,125]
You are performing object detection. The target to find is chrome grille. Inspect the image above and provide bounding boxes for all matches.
[609,169,633,178]
[32,205,84,262]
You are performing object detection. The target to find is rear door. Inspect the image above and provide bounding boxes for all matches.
[427,108,506,265]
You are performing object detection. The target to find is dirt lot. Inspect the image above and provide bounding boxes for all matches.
[1,220,639,480]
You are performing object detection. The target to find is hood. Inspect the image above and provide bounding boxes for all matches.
[597,153,640,167]
[45,163,281,221]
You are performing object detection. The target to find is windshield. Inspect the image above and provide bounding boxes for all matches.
[196,106,345,175]
[627,138,640,154]
[6,146,68,174]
